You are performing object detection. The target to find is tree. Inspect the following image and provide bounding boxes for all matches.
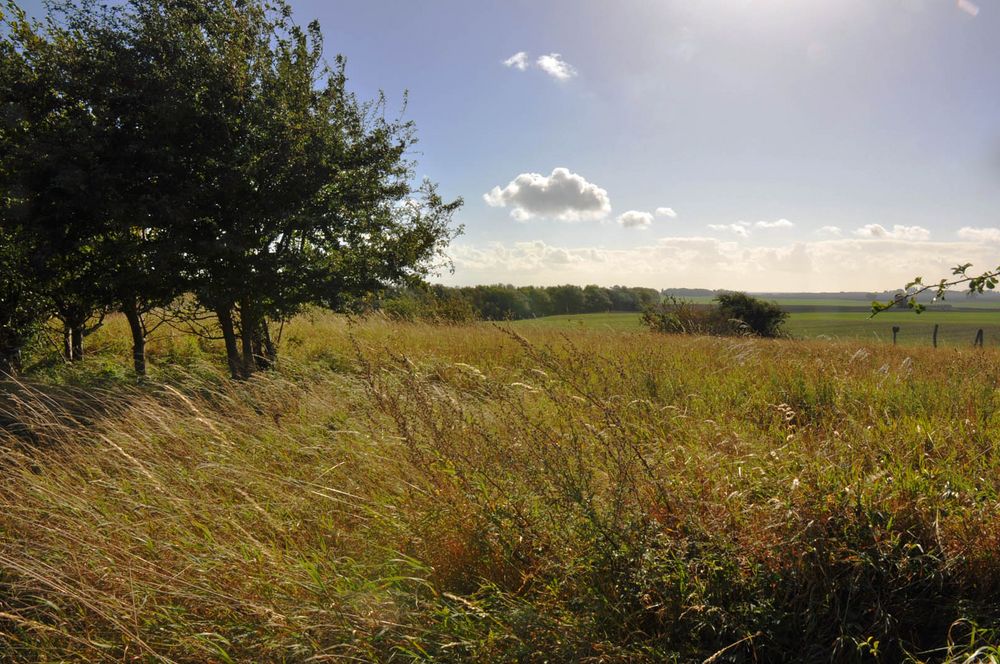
[549,284,585,314]
[582,285,612,313]
[0,229,46,374]
[520,286,552,317]
[608,286,637,312]
[2,0,461,378]
[1,1,189,374]
[107,0,461,378]
[0,13,47,374]
[0,4,116,363]
[468,285,530,320]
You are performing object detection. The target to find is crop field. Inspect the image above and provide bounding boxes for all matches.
[0,313,998,662]
[513,308,1000,347]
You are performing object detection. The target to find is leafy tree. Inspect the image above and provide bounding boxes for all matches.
[1,1,187,373]
[0,12,46,374]
[467,285,530,320]
[632,287,662,309]
[520,286,552,317]
[0,229,45,374]
[549,284,585,315]
[3,0,461,378]
[108,0,461,378]
[0,4,115,362]
[607,286,637,312]
[583,284,612,313]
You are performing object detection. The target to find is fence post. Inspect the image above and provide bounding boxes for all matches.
[932,324,939,348]
[975,329,984,348]
[892,326,900,346]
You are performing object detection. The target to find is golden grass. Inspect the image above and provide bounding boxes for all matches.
[0,314,998,661]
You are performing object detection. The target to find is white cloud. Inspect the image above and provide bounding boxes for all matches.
[708,221,751,238]
[853,224,930,241]
[536,53,577,80]
[484,167,611,222]
[503,51,529,71]
[754,218,794,229]
[958,0,980,17]
[818,226,842,237]
[958,227,1000,243]
[671,27,699,62]
[655,207,678,218]
[617,210,654,230]
[442,236,998,292]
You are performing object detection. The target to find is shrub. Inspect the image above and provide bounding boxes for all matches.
[642,293,788,338]
[716,291,788,337]
[641,296,724,334]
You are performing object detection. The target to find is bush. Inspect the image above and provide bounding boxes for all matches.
[641,297,723,334]
[716,291,788,337]
[642,292,788,338]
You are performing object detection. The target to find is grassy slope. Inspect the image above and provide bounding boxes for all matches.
[0,313,999,662]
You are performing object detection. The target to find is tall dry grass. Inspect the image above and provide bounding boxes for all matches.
[0,314,997,662]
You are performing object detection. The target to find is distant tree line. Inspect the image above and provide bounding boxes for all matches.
[0,0,461,378]
[380,284,664,322]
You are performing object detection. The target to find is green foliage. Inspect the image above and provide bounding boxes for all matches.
[0,3,115,349]
[0,229,46,373]
[873,263,1000,315]
[0,0,462,376]
[715,291,789,337]
[641,295,722,334]
[642,292,789,338]
[380,283,664,322]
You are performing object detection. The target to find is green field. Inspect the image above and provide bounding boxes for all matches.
[674,295,1000,310]
[510,311,647,331]
[512,309,1000,347]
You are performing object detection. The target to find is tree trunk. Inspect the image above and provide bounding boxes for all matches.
[70,326,84,362]
[123,303,147,376]
[239,297,255,379]
[0,345,21,376]
[251,327,264,370]
[63,325,72,361]
[257,319,277,370]
[216,305,243,379]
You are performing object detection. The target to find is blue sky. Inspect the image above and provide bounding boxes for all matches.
[20,0,1000,290]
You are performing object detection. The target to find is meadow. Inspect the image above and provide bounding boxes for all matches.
[0,313,999,662]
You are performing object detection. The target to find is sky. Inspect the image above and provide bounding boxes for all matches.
[20,0,1000,291]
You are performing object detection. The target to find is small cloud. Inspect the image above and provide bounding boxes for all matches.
[484,167,611,222]
[958,226,1000,242]
[957,0,980,16]
[655,207,678,218]
[617,210,654,230]
[754,218,794,229]
[536,53,577,80]
[853,224,930,241]
[818,225,842,237]
[708,221,751,238]
[671,27,699,62]
[503,51,529,71]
